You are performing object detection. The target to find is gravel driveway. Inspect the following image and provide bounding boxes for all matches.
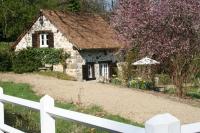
[0,73,200,124]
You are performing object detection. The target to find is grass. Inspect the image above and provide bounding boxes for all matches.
[0,81,143,133]
[36,71,76,81]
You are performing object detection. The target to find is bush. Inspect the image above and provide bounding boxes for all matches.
[111,77,122,85]
[186,88,200,99]
[129,79,154,90]
[0,43,12,71]
[12,49,42,73]
[12,48,69,73]
[187,91,200,99]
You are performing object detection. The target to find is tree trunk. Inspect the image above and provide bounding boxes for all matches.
[173,72,184,97]
[177,83,184,97]
[62,63,67,74]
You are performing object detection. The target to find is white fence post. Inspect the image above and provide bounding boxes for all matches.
[145,113,181,133]
[40,95,55,133]
[0,87,4,133]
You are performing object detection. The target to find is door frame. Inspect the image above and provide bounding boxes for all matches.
[82,62,96,81]
[99,61,112,79]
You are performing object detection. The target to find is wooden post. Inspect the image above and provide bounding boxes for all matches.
[40,95,55,133]
[145,113,181,133]
[0,87,4,133]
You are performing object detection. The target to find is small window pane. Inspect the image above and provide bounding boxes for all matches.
[41,34,44,39]
[46,34,49,45]
[40,33,49,47]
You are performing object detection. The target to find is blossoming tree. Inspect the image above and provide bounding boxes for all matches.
[111,0,200,96]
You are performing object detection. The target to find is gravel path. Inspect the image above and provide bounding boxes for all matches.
[0,73,200,124]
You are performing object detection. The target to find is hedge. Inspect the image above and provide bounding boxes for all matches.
[12,49,42,73]
[12,48,69,73]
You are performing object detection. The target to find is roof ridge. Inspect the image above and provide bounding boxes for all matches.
[41,9,101,18]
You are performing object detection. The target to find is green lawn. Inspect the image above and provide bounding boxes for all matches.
[0,81,143,133]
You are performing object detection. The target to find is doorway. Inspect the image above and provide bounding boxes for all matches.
[82,63,95,80]
[99,63,109,80]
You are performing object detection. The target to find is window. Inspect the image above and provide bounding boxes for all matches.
[40,33,49,48]
[32,31,53,48]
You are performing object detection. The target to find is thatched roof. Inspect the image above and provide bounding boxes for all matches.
[13,10,122,50]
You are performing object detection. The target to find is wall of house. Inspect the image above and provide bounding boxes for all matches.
[15,15,117,81]
[76,50,117,81]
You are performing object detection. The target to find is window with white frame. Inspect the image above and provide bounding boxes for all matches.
[40,33,49,48]
[99,63,109,80]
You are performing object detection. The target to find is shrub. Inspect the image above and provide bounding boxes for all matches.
[111,77,122,85]
[12,48,70,73]
[186,88,200,99]
[12,49,42,73]
[129,79,138,88]
[0,43,12,71]
[187,91,200,99]
[129,79,154,90]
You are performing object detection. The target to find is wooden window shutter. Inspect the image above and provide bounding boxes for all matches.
[82,65,88,80]
[32,33,39,48]
[92,64,95,79]
[48,32,54,48]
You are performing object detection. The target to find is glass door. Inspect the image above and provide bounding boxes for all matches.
[88,64,93,79]
[100,63,109,80]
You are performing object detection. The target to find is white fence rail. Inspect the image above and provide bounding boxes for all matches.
[0,87,199,133]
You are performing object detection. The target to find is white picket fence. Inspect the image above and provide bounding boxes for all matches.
[0,87,199,133]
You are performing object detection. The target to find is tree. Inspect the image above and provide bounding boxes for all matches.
[111,0,200,97]
[66,0,81,12]
[0,0,57,41]
[58,49,70,74]
[0,0,113,41]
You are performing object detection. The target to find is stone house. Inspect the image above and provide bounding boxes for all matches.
[12,10,121,81]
